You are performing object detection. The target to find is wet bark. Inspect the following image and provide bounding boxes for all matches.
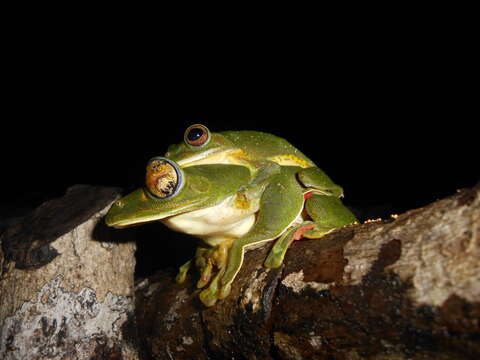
[135,184,480,360]
[0,185,138,360]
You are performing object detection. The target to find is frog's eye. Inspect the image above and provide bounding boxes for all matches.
[184,124,210,147]
[145,157,184,199]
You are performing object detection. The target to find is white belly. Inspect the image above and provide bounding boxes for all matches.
[161,194,258,244]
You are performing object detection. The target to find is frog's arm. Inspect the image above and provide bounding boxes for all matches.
[264,194,358,268]
[248,160,281,187]
[219,166,305,299]
[263,221,315,268]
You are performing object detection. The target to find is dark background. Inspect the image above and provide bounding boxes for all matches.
[1,24,478,278]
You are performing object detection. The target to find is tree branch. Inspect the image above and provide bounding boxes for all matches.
[1,184,478,359]
[136,184,480,360]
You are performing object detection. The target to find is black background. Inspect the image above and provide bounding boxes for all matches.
[1,23,478,277]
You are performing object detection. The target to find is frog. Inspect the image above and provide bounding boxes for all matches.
[106,126,358,306]
[165,124,344,198]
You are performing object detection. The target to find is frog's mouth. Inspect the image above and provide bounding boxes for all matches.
[177,148,246,168]
[104,188,207,229]
[105,206,169,229]
[107,217,159,229]
[106,201,205,229]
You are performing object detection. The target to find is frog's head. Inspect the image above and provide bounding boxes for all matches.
[105,157,250,228]
[165,124,243,167]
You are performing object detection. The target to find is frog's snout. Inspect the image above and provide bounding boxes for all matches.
[105,199,125,227]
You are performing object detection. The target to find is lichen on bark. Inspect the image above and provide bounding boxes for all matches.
[0,185,138,360]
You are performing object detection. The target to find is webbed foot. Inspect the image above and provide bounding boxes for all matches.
[193,239,234,306]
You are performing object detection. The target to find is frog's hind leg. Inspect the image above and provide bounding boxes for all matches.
[304,194,357,235]
[219,168,305,300]
[301,194,358,239]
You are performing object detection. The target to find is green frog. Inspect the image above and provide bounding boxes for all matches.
[106,125,357,306]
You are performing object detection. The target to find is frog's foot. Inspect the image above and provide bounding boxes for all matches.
[195,240,234,306]
[199,259,232,306]
[301,223,337,239]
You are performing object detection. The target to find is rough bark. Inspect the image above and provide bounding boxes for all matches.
[0,185,138,360]
[135,184,480,360]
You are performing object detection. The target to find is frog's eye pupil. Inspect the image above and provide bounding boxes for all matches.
[187,127,204,142]
[184,124,210,146]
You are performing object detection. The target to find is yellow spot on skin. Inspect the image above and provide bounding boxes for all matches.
[230,149,251,160]
[234,192,250,209]
[269,154,310,168]
[226,150,253,167]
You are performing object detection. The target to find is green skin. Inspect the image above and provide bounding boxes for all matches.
[106,125,357,306]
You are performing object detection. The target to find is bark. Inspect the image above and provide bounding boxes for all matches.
[135,184,480,360]
[0,185,138,360]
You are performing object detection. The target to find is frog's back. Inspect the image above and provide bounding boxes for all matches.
[221,130,315,168]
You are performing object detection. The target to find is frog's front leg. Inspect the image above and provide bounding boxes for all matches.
[264,194,358,268]
[263,221,315,269]
[219,168,305,299]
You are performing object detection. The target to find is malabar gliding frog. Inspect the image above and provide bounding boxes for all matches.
[106,125,357,306]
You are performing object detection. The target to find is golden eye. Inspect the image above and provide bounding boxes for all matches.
[184,124,210,147]
[145,157,184,199]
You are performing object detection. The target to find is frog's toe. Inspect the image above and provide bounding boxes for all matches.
[302,224,335,239]
[199,288,219,307]
[175,259,192,284]
[198,272,221,307]
[218,283,232,300]
[196,261,213,288]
